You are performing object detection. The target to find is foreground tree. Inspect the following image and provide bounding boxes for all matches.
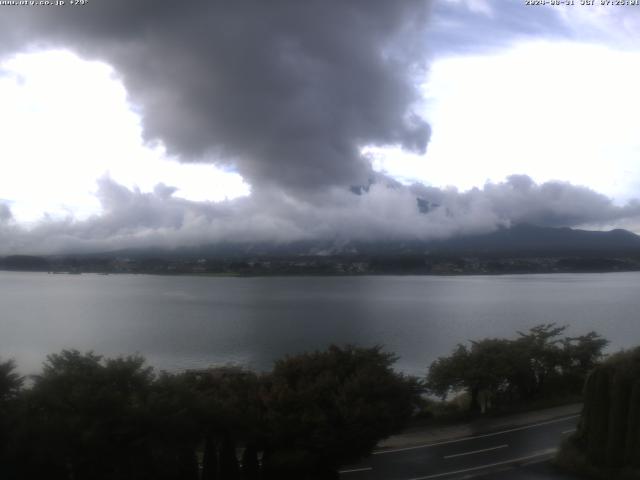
[181,366,264,480]
[558,347,640,478]
[0,359,23,478]
[0,359,23,403]
[427,324,608,413]
[261,345,421,479]
[512,324,568,399]
[12,350,156,480]
[0,346,420,479]
[560,332,610,388]
[427,339,517,412]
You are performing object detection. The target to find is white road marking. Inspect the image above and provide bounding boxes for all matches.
[406,448,558,480]
[522,456,553,467]
[562,429,576,435]
[443,444,508,459]
[339,467,373,474]
[373,414,579,455]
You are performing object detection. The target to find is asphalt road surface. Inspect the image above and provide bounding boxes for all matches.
[339,414,579,480]
[471,459,584,479]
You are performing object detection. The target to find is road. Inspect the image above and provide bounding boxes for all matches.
[339,414,579,480]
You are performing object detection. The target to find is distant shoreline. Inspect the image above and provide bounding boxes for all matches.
[2,259,640,278]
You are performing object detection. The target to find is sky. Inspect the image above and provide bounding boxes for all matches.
[1,0,640,254]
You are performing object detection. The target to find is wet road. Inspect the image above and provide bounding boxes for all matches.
[339,414,579,480]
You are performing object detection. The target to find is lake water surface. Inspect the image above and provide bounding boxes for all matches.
[1,271,638,375]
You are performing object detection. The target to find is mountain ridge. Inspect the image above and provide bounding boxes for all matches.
[3,225,640,275]
[86,224,640,259]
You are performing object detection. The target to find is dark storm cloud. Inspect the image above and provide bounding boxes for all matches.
[0,203,12,223]
[1,175,639,255]
[0,0,432,192]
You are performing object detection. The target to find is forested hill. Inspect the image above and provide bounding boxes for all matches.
[2,225,640,275]
[427,224,640,256]
[106,224,640,258]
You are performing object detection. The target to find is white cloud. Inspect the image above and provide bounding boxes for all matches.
[0,50,249,223]
[371,41,640,204]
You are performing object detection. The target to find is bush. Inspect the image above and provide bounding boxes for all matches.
[557,347,640,479]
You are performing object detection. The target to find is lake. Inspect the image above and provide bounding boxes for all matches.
[1,271,638,376]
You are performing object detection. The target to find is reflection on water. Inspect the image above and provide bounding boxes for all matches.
[1,271,638,375]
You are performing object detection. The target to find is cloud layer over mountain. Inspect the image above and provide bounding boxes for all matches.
[1,175,638,255]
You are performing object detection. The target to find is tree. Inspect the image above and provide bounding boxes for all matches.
[513,323,567,399]
[427,324,609,413]
[261,345,421,479]
[181,366,264,480]
[13,350,156,480]
[562,347,640,475]
[561,332,609,375]
[427,344,469,401]
[0,359,23,403]
[514,325,607,399]
[145,372,201,480]
[427,339,518,412]
[0,359,23,478]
